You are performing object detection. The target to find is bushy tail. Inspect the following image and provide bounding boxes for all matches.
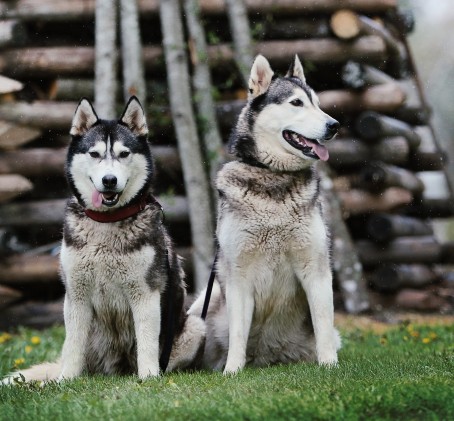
[1,360,61,385]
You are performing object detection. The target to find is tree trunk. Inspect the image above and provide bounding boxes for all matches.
[95,0,118,118]
[159,0,215,291]
[119,0,146,104]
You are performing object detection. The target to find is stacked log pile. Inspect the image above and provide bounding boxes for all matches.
[0,0,453,328]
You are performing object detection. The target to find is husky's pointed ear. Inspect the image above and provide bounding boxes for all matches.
[285,55,306,84]
[248,55,274,99]
[70,98,98,136]
[120,96,148,137]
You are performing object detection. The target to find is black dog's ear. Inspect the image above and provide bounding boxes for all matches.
[70,98,98,136]
[285,54,306,84]
[120,96,148,136]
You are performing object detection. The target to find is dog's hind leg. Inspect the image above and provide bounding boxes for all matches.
[2,360,62,385]
[166,314,206,371]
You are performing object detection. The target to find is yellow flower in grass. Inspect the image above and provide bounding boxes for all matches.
[30,336,41,345]
[0,332,12,344]
[422,337,431,344]
[429,332,437,340]
[379,337,388,345]
[14,358,25,366]
[25,345,33,354]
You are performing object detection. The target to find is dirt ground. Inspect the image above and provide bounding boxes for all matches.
[335,312,454,334]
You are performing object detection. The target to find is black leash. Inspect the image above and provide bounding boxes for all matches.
[149,195,174,374]
[159,248,175,373]
[201,248,218,320]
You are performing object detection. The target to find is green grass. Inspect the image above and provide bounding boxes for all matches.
[1,323,453,421]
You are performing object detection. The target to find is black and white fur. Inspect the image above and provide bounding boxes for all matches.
[189,55,341,374]
[2,97,205,384]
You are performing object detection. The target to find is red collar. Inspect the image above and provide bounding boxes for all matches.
[84,194,158,223]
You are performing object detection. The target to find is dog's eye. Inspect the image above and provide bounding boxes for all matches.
[89,151,100,158]
[290,99,304,107]
[119,151,130,158]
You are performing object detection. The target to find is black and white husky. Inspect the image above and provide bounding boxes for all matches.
[189,55,341,374]
[2,97,205,383]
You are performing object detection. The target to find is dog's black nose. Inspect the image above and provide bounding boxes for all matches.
[325,120,340,139]
[102,174,117,188]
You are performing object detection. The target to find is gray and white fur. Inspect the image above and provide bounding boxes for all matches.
[189,55,341,374]
[2,97,205,384]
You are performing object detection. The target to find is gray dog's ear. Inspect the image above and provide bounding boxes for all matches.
[285,55,306,84]
[248,55,274,99]
[70,98,98,136]
[120,96,148,136]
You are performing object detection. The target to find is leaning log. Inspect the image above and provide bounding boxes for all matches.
[0,195,189,227]
[318,164,369,314]
[370,264,439,292]
[366,214,433,243]
[338,187,413,215]
[359,162,424,194]
[160,0,215,290]
[356,236,442,266]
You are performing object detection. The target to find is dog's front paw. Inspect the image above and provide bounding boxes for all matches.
[223,358,245,376]
[138,365,160,379]
[317,352,338,367]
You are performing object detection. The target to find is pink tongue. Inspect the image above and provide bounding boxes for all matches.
[305,139,329,161]
[92,190,103,208]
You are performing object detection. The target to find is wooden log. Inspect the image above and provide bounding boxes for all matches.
[356,236,442,266]
[318,83,406,114]
[338,187,413,215]
[0,284,22,309]
[0,145,180,177]
[0,75,23,94]
[0,19,27,48]
[258,17,330,39]
[408,150,447,171]
[366,214,433,243]
[0,174,33,203]
[0,0,397,22]
[0,121,41,150]
[0,299,64,330]
[0,37,387,78]
[327,137,409,168]
[394,289,448,312]
[330,9,407,75]
[342,61,393,89]
[405,198,454,219]
[0,254,60,284]
[0,101,76,130]
[355,111,421,149]
[318,163,369,314]
[0,147,66,176]
[370,264,439,292]
[0,195,189,227]
[359,162,424,194]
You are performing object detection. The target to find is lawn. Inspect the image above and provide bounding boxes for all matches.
[0,319,453,421]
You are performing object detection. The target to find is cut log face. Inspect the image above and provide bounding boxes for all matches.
[0,174,33,203]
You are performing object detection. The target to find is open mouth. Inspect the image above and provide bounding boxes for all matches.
[282,130,329,161]
[92,190,121,208]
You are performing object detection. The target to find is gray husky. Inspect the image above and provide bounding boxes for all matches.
[189,55,341,374]
[2,97,205,384]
